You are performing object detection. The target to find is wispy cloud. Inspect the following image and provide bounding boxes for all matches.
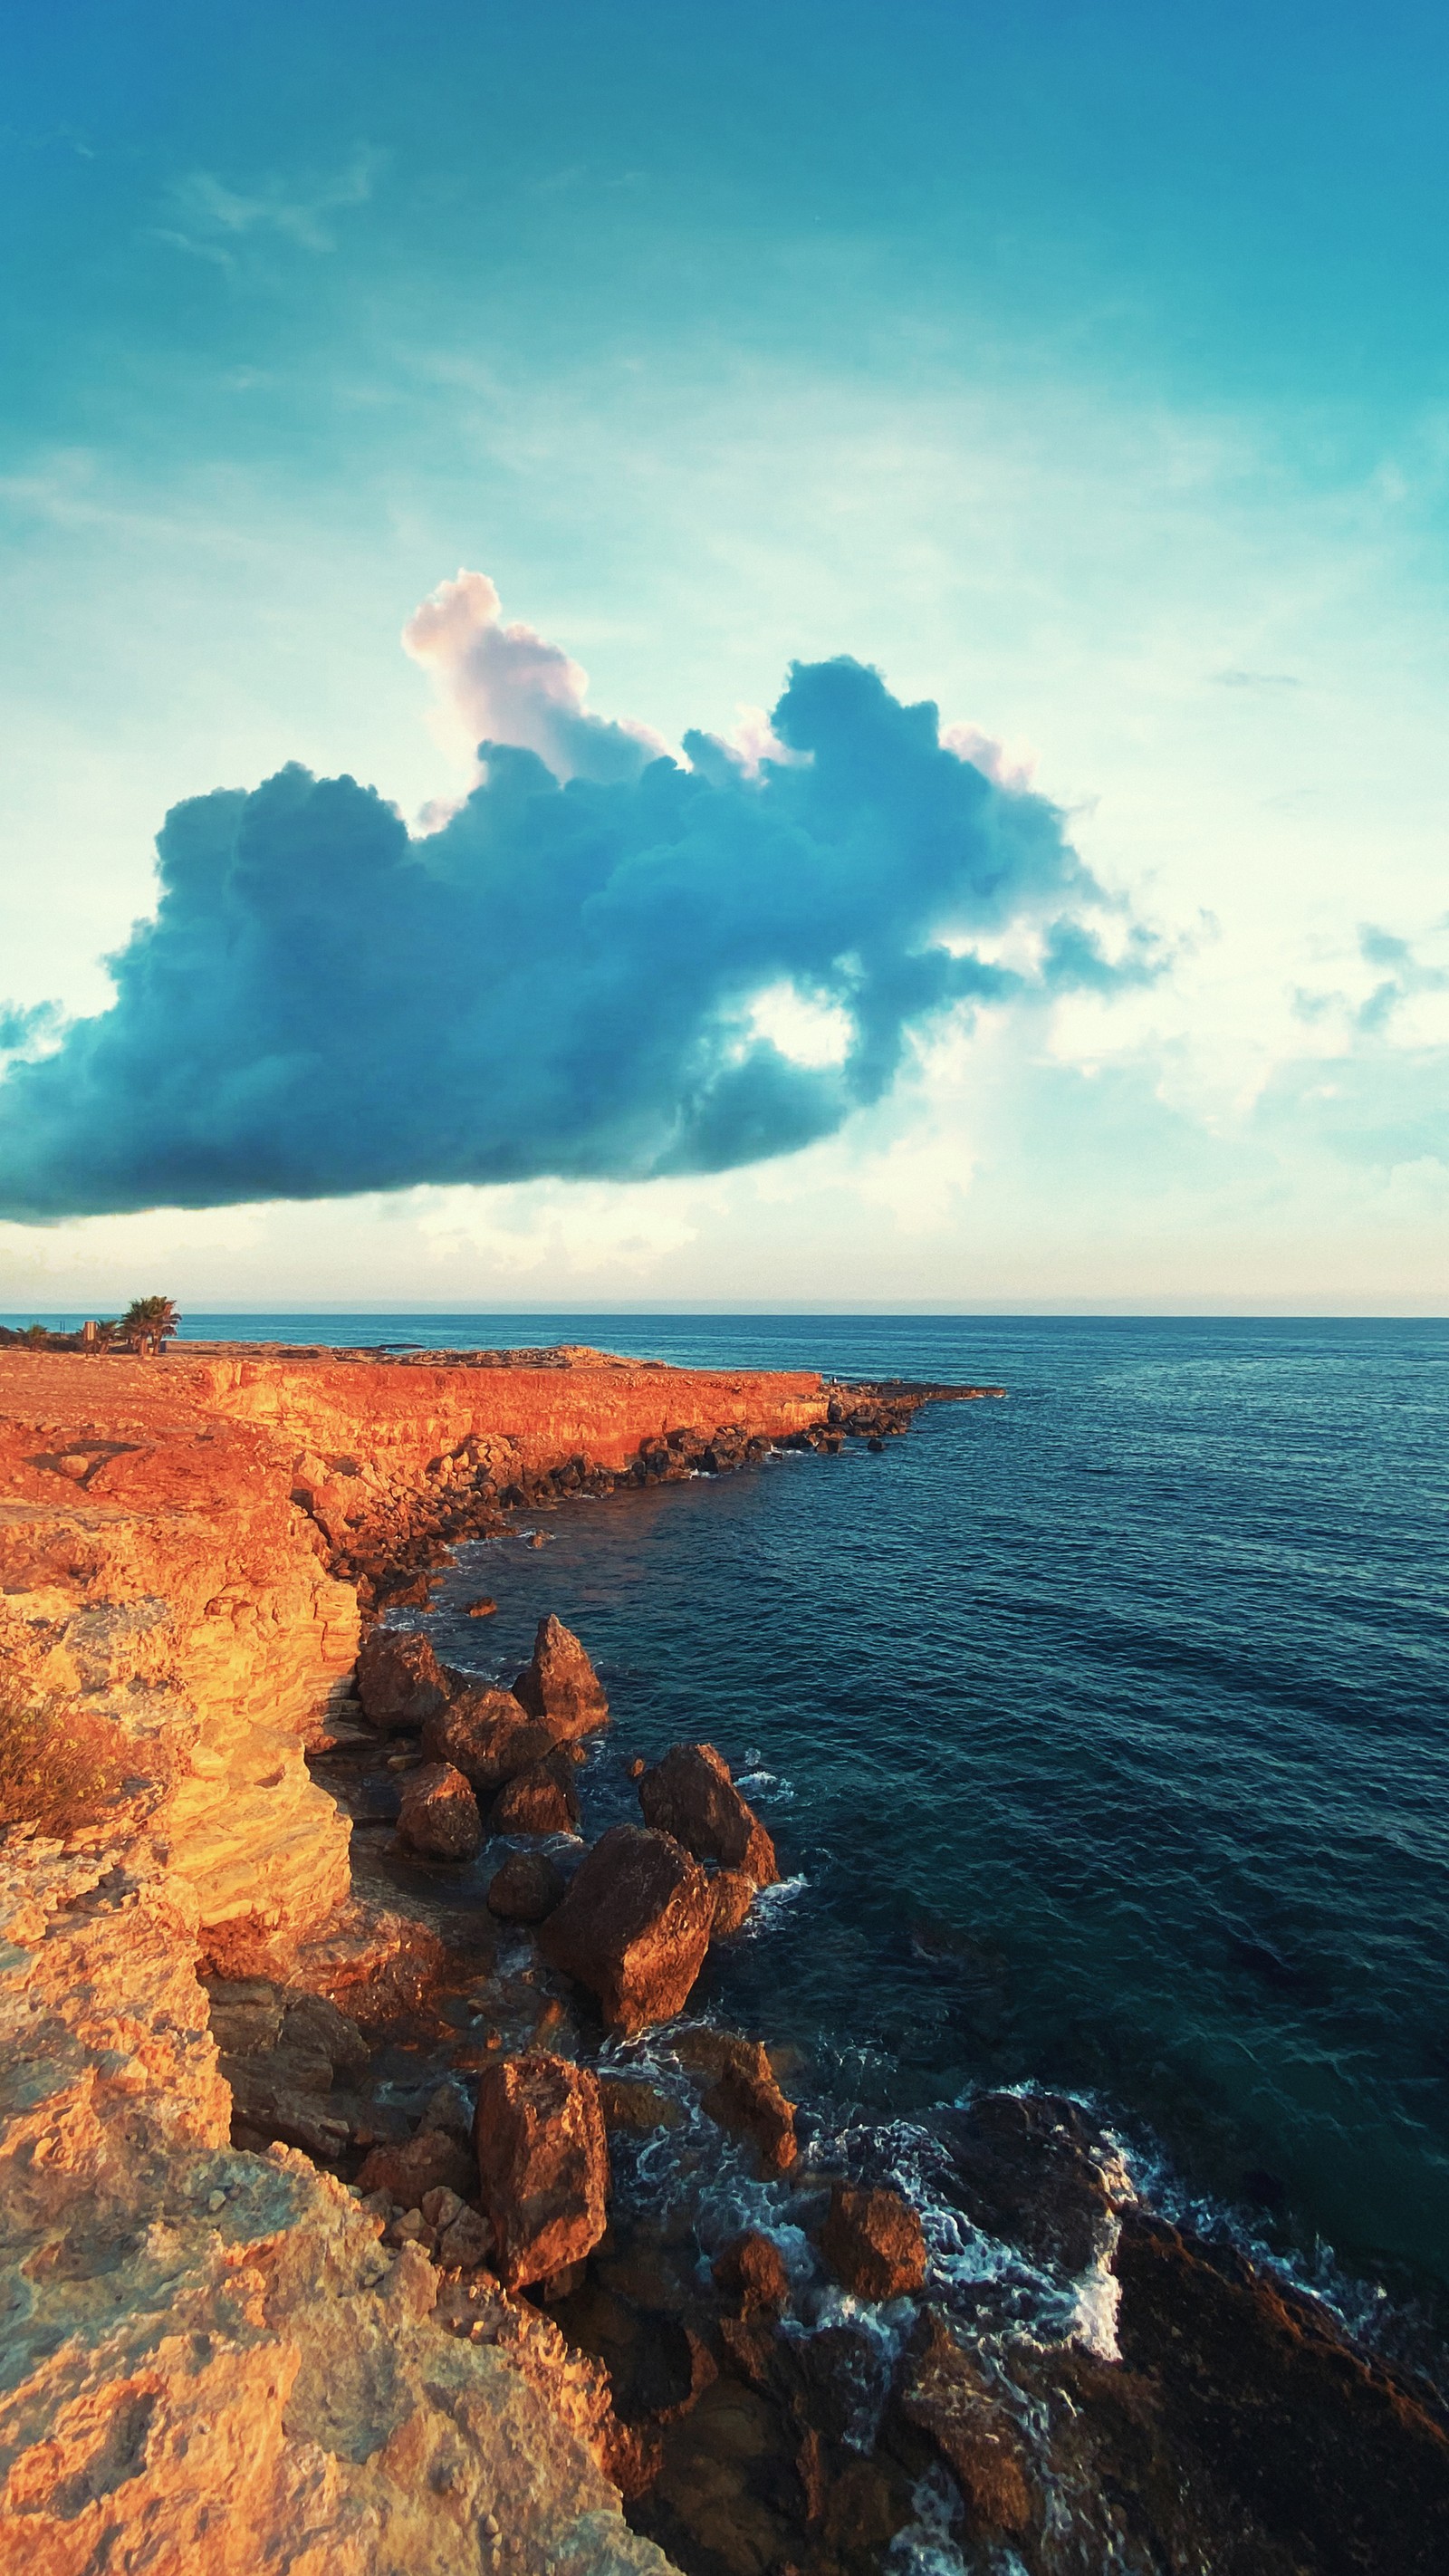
[1210,667,1303,690]
[153,147,383,264]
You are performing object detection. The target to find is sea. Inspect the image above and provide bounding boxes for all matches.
[33,1310,1449,2344]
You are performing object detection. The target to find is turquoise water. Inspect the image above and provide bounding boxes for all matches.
[177,1314,1449,2312]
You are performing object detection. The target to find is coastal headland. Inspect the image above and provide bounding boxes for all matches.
[2,1345,1445,2576]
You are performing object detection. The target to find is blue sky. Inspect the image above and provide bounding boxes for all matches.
[1,0,1445,1310]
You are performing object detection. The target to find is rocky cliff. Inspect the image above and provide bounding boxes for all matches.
[0,1344,847,2575]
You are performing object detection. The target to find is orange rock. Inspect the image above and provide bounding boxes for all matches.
[473,2052,609,2289]
[820,2184,926,2301]
[538,1826,713,2034]
[639,1743,778,1884]
[397,1760,484,1860]
[489,1758,580,1838]
[709,1869,758,1937]
[513,1614,609,1741]
[421,1687,551,1793]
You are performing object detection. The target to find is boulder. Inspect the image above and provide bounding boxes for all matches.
[473,2052,609,2289]
[939,2091,1116,2276]
[421,1687,552,1795]
[597,2074,684,2134]
[538,1824,714,2033]
[464,1596,498,1618]
[638,1743,778,1885]
[677,2029,797,2176]
[489,1756,580,1839]
[709,1870,757,1937]
[356,1628,450,1730]
[891,2311,1033,2535]
[397,1760,484,1860]
[821,2186,926,2302]
[513,1614,609,1741]
[356,2126,475,2206]
[712,2229,791,2316]
[486,1849,567,1921]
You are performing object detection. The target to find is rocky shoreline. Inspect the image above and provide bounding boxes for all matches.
[2,1344,1447,2575]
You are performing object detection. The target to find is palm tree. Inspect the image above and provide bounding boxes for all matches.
[91,1320,120,1356]
[120,1295,181,1357]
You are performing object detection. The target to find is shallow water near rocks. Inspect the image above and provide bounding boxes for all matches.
[206,1312,1449,2342]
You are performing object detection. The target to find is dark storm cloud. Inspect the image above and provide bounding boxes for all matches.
[0,654,1155,1219]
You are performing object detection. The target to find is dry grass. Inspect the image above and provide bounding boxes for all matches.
[0,1686,130,1834]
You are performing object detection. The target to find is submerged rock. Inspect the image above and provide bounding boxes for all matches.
[712,2230,791,2317]
[397,1759,484,1860]
[638,1742,778,1885]
[538,1825,713,2034]
[421,1687,551,1793]
[676,2029,797,2176]
[821,2185,926,2302]
[473,2052,609,2289]
[939,2089,1117,2275]
[513,1613,609,1741]
[356,1627,450,1729]
[889,2310,1033,2537]
[486,1849,567,1922]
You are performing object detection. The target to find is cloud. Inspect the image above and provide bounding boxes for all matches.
[0,590,1157,1220]
[1210,668,1303,690]
[403,571,671,787]
[154,149,381,264]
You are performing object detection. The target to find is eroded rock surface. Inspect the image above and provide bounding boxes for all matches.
[638,1743,778,1886]
[474,2052,609,2290]
[820,2185,926,2302]
[539,1826,714,2034]
[397,1758,484,1860]
[513,1614,609,1741]
[422,1687,551,1793]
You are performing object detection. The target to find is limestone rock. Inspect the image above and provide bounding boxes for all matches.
[356,2126,476,2206]
[712,2230,791,2316]
[421,1687,551,1794]
[684,2032,797,2176]
[490,1756,580,1839]
[941,2090,1116,2276]
[474,2052,609,2289]
[638,1743,778,1885]
[487,1849,567,1922]
[538,1825,713,2034]
[513,1614,609,1741]
[357,1627,450,1730]
[597,2075,684,2134]
[397,1760,483,1860]
[821,2185,927,2302]
[893,2312,1032,2535]
[709,1869,757,1937]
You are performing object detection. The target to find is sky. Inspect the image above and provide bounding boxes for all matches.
[1,0,1445,1312]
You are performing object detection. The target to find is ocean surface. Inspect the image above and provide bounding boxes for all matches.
[78,1312,1449,2326]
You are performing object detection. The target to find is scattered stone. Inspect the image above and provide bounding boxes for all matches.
[486,1849,567,1922]
[821,2185,927,2302]
[356,1628,451,1730]
[712,2230,790,2316]
[940,2091,1116,2275]
[422,1689,554,1795]
[597,2075,684,2134]
[676,2030,797,2175]
[279,1991,370,2080]
[638,1743,778,1885]
[709,1870,756,1937]
[356,2127,475,2206]
[489,1757,580,1838]
[464,1596,498,1617]
[473,2052,609,2289]
[891,2312,1033,2535]
[626,1756,647,1780]
[513,1613,609,1741]
[538,1825,714,2033]
[397,1760,484,1860]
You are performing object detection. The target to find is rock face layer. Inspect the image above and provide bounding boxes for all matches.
[0,1831,669,2576]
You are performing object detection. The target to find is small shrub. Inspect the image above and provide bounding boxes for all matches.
[0,1687,129,1834]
